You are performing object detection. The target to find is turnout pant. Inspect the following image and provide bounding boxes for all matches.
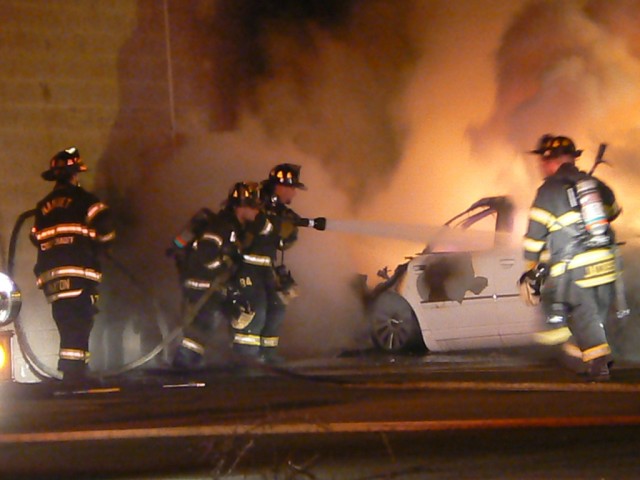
[232,264,285,358]
[173,289,226,369]
[260,293,286,361]
[566,280,614,362]
[50,288,98,379]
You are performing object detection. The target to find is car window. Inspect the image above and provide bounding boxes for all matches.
[428,211,496,253]
[462,211,496,250]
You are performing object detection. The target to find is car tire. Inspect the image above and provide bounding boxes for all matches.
[369,290,426,353]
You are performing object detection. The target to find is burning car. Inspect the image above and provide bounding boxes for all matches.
[364,196,546,353]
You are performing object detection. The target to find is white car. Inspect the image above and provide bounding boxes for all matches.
[365,196,546,353]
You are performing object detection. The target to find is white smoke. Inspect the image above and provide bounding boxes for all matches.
[92,0,640,366]
[472,0,640,227]
[471,0,640,359]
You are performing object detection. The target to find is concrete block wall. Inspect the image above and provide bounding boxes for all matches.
[0,0,170,381]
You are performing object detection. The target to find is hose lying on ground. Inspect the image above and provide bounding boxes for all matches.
[7,208,365,386]
[7,208,222,381]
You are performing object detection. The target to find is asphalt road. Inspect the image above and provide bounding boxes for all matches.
[2,349,640,479]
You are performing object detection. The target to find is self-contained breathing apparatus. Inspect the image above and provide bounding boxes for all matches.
[557,144,629,321]
[567,176,611,249]
[521,142,629,323]
[168,207,247,317]
[166,207,216,270]
[168,183,265,328]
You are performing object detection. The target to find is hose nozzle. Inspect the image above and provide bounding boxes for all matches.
[295,217,326,231]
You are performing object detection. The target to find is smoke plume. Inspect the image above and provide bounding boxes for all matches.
[471,0,640,359]
[189,0,421,204]
[471,0,640,225]
[91,0,640,367]
[92,0,428,364]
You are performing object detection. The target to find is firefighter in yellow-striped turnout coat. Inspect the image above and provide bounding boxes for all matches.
[524,135,621,381]
[31,147,115,381]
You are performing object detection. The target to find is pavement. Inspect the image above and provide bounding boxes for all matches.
[2,349,640,479]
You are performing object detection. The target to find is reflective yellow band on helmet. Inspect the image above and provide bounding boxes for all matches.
[233,333,261,346]
[582,343,611,363]
[181,337,205,355]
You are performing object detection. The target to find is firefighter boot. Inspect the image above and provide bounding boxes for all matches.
[232,343,260,358]
[586,356,610,382]
[259,348,285,365]
[59,361,100,390]
[231,344,266,376]
[172,345,203,370]
[59,357,89,382]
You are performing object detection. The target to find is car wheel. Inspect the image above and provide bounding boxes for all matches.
[369,290,425,353]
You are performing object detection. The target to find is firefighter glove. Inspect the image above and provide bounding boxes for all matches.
[224,287,252,319]
[518,269,541,307]
[275,265,296,292]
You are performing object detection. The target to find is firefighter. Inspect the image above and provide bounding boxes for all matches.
[522,134,622,381]
[170,181,261,369]
[231,164,307,362]
[31,147,116,382]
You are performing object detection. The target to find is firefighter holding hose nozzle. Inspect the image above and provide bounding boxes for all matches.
[230,164,324,363]
[521,135,623,381]
[31,147,116,383]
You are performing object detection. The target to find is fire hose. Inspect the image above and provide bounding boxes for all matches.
[109,216,326,377]
[7,209,57,381]
[7,209,333,382]
[8,211,522,391]
[7,208,224,380]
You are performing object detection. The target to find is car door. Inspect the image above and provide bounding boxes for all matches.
[491,242,546,345]
[401,250,500,351]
